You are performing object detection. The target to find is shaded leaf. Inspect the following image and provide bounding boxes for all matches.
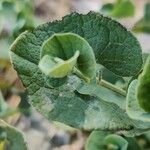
[111,0,135,18]
[133,3,150,33]
[0,91,19,119]
[137,55,150,112]
[86,131,128,150]
[100,3,114,16]
[126,80,150,122]
[125,137,141,150]
[0,119,27,150]
[0,91,8,116]
[100,0,135,18]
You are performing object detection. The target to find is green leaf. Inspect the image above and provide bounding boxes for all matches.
[0,119,27,150]
[104,135,128,150]
[137,55,150,112]
[126,80,150,122]
[26,76,133,131]
[10,12,145,134]
[0,91,18,119]
[111,0,135,18]
[100,0,135,18]
[10,12,142,77]
[77,82,126,109]
[85,131,128,150]
[39,50,79,78]
[0,91,8,116]
[142,53,149,66]
[100,3,114,15]
[133,3,150,33]
[125,137,141,150]
[99,66,124,84]
[39,33,96,81]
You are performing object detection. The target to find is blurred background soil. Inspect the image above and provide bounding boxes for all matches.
[0,0,150,150]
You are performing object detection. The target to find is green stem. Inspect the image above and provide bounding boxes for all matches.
[73,68,126,97]
[73,67,90,83]
[97,78,126,97]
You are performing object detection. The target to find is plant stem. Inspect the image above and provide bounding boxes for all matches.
[73,67,90,83]
[97,78,126,97]
[73,67,126,97]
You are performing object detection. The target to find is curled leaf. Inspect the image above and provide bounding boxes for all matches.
[39,33,96,81]
[39,50,79,78]
[86,131,128,150]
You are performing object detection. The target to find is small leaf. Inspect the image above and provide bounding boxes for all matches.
[39,50,79,78]
[111,0,135,18]
[126,80,150,122]
[100,0,135,18]
[104,135,128,150]
[100,3,114,15]
[133,3,150,33]
[0,119,27,150]
[137,55,150,112]
[39,33,96,80]
[86,131,128,150]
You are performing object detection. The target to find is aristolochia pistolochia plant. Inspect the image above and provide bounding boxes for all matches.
[9,12,150,149]
[38,33,96,83]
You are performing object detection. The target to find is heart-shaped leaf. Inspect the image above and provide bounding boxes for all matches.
[10,12,145,135]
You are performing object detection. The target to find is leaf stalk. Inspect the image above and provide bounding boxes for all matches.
[97,78,126,97]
